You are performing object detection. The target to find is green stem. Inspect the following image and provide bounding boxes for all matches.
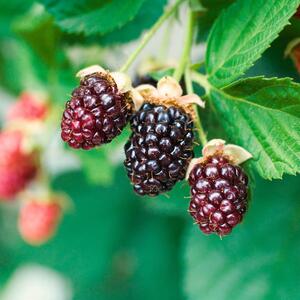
[191,70,210,92]
[173,9,195,81]
[184,67,207,146]
[119,0,185,73]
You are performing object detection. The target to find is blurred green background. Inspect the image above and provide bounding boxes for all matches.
[0,1,300,299]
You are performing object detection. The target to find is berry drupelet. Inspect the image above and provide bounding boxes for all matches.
[124,102,194,196]
[61,66,133,150]
[187,139,252,236]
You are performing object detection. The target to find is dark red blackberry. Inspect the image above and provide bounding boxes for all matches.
[124,102,194,196]
[61,72,132,150]
[188,154,249,236]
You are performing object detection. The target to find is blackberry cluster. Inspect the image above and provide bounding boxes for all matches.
[61,72,132,150]
[188,154,249,236]
[124,102,194,196]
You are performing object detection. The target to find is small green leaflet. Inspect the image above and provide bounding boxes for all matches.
[43,0,146,36]
[206,0,300,88]
[208,77,300,179]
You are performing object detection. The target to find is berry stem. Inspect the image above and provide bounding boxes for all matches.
[173,9,195,81]
[119,0,185,73]
[191,71,210,92]
[184,67,207,146]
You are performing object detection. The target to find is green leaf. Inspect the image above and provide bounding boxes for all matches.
[195,0,234,42]
[13,8,61,65]
[183,175,300,300]
[0,38,47,94]
[0,0,34,37]
[99,0,167,46]
[43,0,145,36]
[208,77,300,179]
[206,0,300,88]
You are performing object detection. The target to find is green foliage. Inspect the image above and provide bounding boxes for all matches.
[0,0,34,37]
[76,128,131,186]
[206,0,300,87]
[99,0,167,46]
[1,169,184,300]
[183,175,300,300]
[208,77,300,179]
[43,0,146,36]
[195,0,234,42]
[0,38,48,94]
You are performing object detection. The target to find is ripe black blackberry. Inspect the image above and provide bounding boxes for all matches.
[124,102,194,196]
[188,154,249,236]
[61,72,132,150]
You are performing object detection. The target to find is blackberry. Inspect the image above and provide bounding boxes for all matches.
[188,154,249,236]
[61,72,132,150]
[124,102,194,196]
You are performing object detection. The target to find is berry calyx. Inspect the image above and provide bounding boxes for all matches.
[7,92,48,122]
[0,130,38,200]
[61,65,133,150]
[187,139,252,236]
[18,197,62,245]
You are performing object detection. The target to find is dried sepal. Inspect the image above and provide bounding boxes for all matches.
[131,89,145,111]
[178,94,205,108]
[110,72,132,93]
[135,84,159,98]
[76,65,106,79]
[185,139,252,179]
[222,144,253,165]
[157,76,183,98]
[133,76,205,115]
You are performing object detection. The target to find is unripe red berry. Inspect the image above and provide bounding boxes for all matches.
[7,92,48,122]
[18,199,62,245]
[0,130,37,200]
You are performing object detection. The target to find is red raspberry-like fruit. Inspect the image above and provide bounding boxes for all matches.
[0,131,37,200]
[61,72,132,150]
[124,102,194,196]
[18,199,62,245]
[7,92,48,122]
[188,154,249,236]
